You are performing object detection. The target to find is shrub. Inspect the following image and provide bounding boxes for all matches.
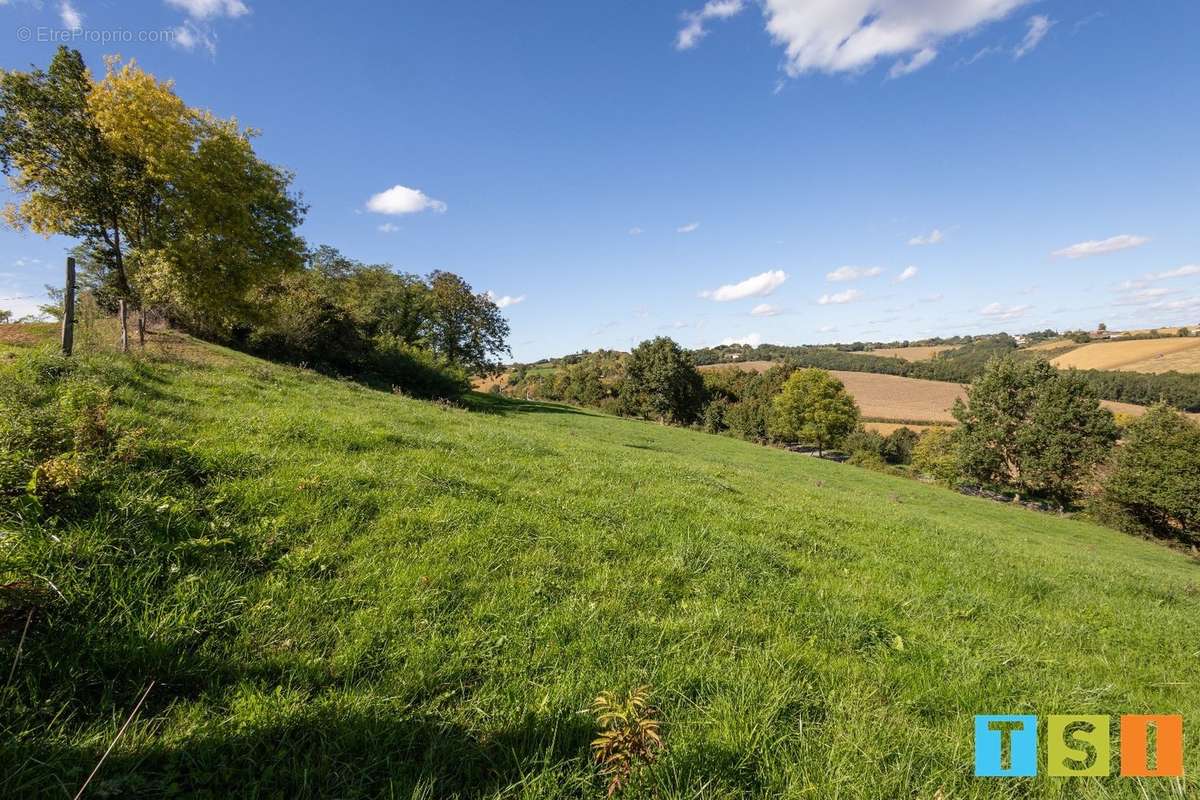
[882,427,920,465]
[842,429,886,460]
[911,427,960,484]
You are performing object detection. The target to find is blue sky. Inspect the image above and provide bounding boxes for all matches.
[1,0,1198,361]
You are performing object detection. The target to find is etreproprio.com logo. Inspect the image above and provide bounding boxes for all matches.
[975,714,1184,778]
[16,26,178,45]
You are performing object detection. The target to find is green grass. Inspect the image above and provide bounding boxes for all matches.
[2,330,1198,798]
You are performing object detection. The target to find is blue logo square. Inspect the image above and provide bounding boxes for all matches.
[975,715,1038,777]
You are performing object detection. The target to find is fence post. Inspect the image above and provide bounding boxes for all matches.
[119,299,128,353]
[61,256,76,356]
[138,307,146,348]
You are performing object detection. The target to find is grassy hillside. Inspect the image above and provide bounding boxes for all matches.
[2,331,1198,798]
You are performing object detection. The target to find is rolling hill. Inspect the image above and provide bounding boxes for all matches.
[1051,337,1200,374]
[2,329,1198,798]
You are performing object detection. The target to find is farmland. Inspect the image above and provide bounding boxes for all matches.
[1050,337,1200,373]
[859,345,956,361]
[2,332,1198,798]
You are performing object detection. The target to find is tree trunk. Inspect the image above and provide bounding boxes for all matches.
[61,256,76,356]
[138,307,146,348]
[119,299,129,353]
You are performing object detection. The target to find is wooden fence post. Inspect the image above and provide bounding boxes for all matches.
[118,299,129,353]
[61,256,76,356]
[138,307,146,348]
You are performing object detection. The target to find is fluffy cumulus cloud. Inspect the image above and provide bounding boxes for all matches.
[720,332,763,347]
[763,0,1031,78]
[980,302,1029,320]
[908,228,945,246]
[1014,14,1052,58]
[894,265,919,283]
[1053,234,1149,259]
[818,288,862,305]
[676,0,746,50]
[366,185,447,215]
[750,303,782,317]
[701,269,787,302]
[486,291,526,309]
[826,265,882,282]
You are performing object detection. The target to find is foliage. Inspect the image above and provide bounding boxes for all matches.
[590,686,663,797]
[240,246,508,396]
[882,427,920,465]
[621,337,704,424]
[910,427,960,484]
[769,368,860,455]
[953,358,1118,504]
[700,364,794,443]
[1103,404,1200,543]
[842,429,886,460]
[0,310,10,324]
[1,48,306,330]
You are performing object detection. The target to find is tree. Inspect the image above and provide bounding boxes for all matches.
[769,368,859,456]
[1104,404,1200,542]
[2,49,305,344]
[421,271,510,375]
[1180,327,1192,338]
[622,337,704,424]
[953,357,1118,503]
[0,309,11,324]
[882,426,920,465]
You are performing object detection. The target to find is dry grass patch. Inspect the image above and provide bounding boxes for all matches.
[1051,337,1200,373]
[860,345,956,362]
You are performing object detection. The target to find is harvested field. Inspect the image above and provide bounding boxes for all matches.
[1050,337,1200,373]
[863,421,940,435]
[860,345,955,361]
[698,360,777,374]
[829,371,962,423]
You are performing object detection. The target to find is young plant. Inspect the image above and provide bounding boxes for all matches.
[590,685,663,797]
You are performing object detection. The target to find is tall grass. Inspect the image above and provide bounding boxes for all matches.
[1,330,1197,798]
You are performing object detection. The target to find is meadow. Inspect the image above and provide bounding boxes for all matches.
[2,330,1198,798]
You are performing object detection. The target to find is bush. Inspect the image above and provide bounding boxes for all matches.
[1103,404,1200,543]
[882,427,919,465]
[911,427,960,484]
[842,429,886,460]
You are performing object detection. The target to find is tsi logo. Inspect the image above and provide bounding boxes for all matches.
[974,714,1184,778]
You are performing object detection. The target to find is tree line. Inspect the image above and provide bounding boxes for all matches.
[1,47,508,395]
[691,336,1200,411]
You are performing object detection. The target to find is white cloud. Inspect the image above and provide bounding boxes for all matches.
[888,47,937,78]
[366,185,447,216]
[1014,15,1053,58]
[676,0,746,50]
[1113,287,1172,306]
[628,226,644,236]
[720,332,763,347]
[818,289,863,305]
[377,223,400,234]
[750,303,782,317]
[763,0,1032,78]
[826,265,882,282]
[59,1,82,29]
[921,293,945,303]
[895,266,919,283]
[817,324,837,333]
[980,302,1030,320]
[165,0,249,19]
[1053,234,1149,259]
[701,270,787,302]
[677,222,700,234]
[908,228,945,246]
[1147,264,1200,280]
[486,291,526,309]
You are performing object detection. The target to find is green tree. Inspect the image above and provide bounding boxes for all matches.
[1104,404,1200,542]
[622,337,704,424]
[882,426,920,465]
[422,271,511,375]
[0,309,11,324]
[769,368,859,456]
[953,357,1117,503]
